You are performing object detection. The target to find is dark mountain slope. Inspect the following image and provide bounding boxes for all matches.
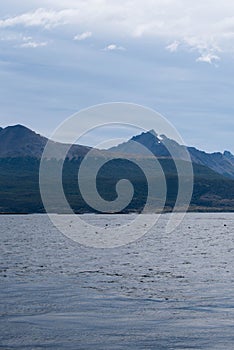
[0,125,47,158]
[109,130,234,179]
[0,124,233,213]
[0,156,233,214]
[0,125,93,159]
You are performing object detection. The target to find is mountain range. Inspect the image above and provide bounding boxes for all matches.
[0,124,233,213]
[109,129,234,179]
[0,124,92,159]
[0,125,234,179]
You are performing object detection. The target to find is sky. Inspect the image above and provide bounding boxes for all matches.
[0,0,234,153]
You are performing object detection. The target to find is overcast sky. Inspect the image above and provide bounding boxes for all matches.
[0,0,234,153]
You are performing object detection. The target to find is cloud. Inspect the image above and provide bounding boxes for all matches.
[1,2,234,61]
[20,40,48,48]
[133,21,164,38]
[22,36,33,42]
[103,44,125,51]
[196,53,220,64]
[74,31,92,41]
[0,7,75,29]
[0,31,48,48]
[166,41,180,53]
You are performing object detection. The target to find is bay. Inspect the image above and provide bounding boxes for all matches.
[0,213,234,349]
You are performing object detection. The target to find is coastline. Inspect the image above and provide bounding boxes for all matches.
[1,207,234,215]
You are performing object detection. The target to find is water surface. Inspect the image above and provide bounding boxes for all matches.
[1,213,234,349]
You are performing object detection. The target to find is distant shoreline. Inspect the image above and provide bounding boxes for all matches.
[1,208,234,215]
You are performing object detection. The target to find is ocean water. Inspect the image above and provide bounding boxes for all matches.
[0,213,234,349]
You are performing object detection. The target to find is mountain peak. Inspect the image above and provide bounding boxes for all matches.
[109,129,171,157]
[4,124,36,133]
[223,150,234,166]
[7,124,27,128]
[0,124,93,159]
[131,129,159,140]
[224,150,233,157]
[0,124,47,158]
[148,129,157,136]
[109,129,234,179]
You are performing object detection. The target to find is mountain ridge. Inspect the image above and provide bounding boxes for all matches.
[109,130,234,179]
[0,124,233,213]
[0,124,93,159]
[0,124,234,179]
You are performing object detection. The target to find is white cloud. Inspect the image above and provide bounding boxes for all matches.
[20,41,48,48]
[104,44,125,51]
[1,1,234,60]
[74,31,92,41]
[0,7,75,29]
[133,21,164,38]
[196,53,220,64]
[0,31,47,49]
[22,36,33,42]
[166,41,180,52]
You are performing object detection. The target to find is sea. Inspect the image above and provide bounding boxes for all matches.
[0,213,234,349]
